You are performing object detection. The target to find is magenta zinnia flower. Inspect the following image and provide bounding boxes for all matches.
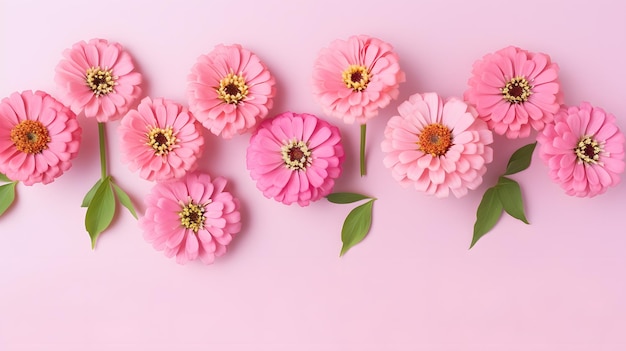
[55,38,142,122]
[312,35,405,124]
[119,97,204,182]
[381,92,494,198]
[246,112,344,206]
[140,172,241,265]
[537,102,625,197]
[0,91,81,185]
[187,44,276,139]
[464,46,562,138]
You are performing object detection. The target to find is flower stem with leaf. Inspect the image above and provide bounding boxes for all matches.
[360,124,367,176]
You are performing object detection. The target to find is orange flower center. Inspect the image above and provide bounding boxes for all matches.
[575,136,603,164]
[179,200,208,233]
[281,140,312,170]
[418,123,452,156]
[86,66,116,96]
[502,76,531,104]
[10,120,51,154]
[217,73,248,104]
[147,126,177,156]
[342,65,370,91]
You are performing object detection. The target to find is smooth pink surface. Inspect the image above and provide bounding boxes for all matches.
[1,0,625,350]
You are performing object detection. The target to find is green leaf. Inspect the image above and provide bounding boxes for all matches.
[471,187,503,249]
[112,182,138,219]
[503,142,537,175]
[81,178,103,207]
[0,173,11,183]
[340,199,375,256]
[0,182,17,217]
[326,192,372,204]
[496,176,529,224]
[85,177,116,249]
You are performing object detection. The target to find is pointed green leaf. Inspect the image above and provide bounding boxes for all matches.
[0,173,11,183]
[340,199,375,256]
[81,178,103,207]
[0,182,17,217]
[496,176,529,224]
[85,177,116,249]
[503,142,537,175]
[326,192,372,204]
[471,187,503,249]
[112,182,138,219]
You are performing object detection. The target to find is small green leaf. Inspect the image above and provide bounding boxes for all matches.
[0,173,11,183]
[112,182,138,219]
[81,178,103,207]
[503,142,537,175]
[340,199,375,256]
[471,187,503,249]
[496,176,529,224]
[327,192,372,204]
[85,177,116,249]
[0,182,17,217]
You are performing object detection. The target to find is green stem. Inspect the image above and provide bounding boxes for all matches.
[360,123,366,176]
[98,122,108,180]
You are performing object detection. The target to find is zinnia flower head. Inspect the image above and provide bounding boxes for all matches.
[140,172,242,265]
[0,91,82,185]
[246,112,344,206]
[537,102,625,197]
[187,44,276,139]
[382,92,494,198]
[464,46,562,138]
[55,38,142,122]
[312,35,405,124]
[119,97,204,182]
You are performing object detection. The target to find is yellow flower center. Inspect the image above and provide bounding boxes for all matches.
[502,76,532,104]
[147,126,177,156]
[10,120,51,154]
[281,140,312,171]
[86,66,116,96]
[342,64,370,91]
[575,136,603,164]
[179,200,210,233]
[217,73,249,104]
[418,123,452,156]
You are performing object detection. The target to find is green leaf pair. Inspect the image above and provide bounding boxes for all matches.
[0,173,17,218]
[327,192,376,256]
[471,142,536,248]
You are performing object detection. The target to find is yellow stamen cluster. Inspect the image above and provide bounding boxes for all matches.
[342,64,370,91]
[147,126,177,156]
[179,200,210,233]
[10,120,51,154]
[502,76,532,104]
[86,66,116,96]
[217,73,249,104]
[575,136,603,164]
[281,140,312,171]
[418,123,453,157]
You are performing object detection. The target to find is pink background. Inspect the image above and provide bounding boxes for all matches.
[1,0,625,350]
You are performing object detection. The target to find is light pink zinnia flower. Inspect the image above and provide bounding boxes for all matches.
[382,92,494,198]
[537,102,625,197]
[464,46,562,138]
[55,38,142,122]
[312,35,405,124]
[0,91,82,185]
[246,112,344,206]
[119,97,204,182]
[140,172,241,265]
[187,44,276,139]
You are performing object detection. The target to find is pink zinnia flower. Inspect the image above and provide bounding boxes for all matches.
[140,172,241,265]
[464,46,562,138]
[0,91,82,185]
[312,35,405,124]
[381,92,494,198]
[187,44,276,139]
[246,112,344,206]
[55,38,142,122]
[119,97,204,182]
[537,102,625,197]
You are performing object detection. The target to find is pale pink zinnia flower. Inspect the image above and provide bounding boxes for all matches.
[464,46,562,138]
[140,172,241,265]
[187,44,276,139]
[119,97,204,182]
[246,112,344,206]
[0,91,82,185]
[537,102,625,197]
[382,92,494,198]
[55,38,142,122]
[312,35,405,124]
